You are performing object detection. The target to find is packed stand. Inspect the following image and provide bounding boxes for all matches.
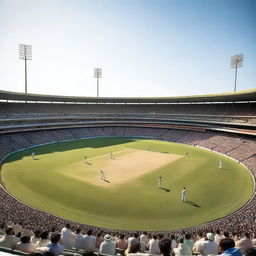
[1,223,256,256]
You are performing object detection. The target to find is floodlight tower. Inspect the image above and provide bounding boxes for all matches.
[19,44,32,94]
[231,54,243,92]
[94,68,102,97]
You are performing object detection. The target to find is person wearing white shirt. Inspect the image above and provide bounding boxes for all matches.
[201,233,218,256]
[36,231,50,248]
[61,223,75,249]
[173,237,192,256]
[31,230,41,244]
[192,233,204,254]
[16,236,37,254]
[75,228,84,250]
[147,235,160,254]
[140,232,149,245]
[181,188,186,202]
[0,226,19,250]
[99,234,116,256]
[214,230,222,244]
[170,235,177,249]
[158,177,162,189]
[83,229,96,250]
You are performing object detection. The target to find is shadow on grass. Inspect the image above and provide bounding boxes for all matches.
[185,200,201,208]
[159,187,171,192]
[221,168,232,171]
[103,179,110,183]
[3,137,137,163]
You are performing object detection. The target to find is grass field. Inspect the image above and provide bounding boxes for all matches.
[1,137,254,231]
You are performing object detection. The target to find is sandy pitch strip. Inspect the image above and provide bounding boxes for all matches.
[79,149,183,187]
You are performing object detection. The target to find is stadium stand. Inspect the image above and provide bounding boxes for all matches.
[0,90,255,256]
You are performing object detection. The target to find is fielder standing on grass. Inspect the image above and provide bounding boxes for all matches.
[31,152,35,160]
[182,187,186,202]
[158,177,162,189]
[219,160,222,169]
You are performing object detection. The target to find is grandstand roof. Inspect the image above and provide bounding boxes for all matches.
[0,89,255,104]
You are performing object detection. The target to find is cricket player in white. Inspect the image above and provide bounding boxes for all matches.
[219,160,222,169]
[158,177,162,189]
[100,170,106,180]
[31,152,35,160]
[182,187,186,202]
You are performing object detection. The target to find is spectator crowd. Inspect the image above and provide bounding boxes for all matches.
[0,223,256,256]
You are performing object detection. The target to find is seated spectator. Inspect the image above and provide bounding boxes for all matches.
[99,234,116,256]
[235,233,255,255]
[36,231,50,247]
[50,227,56,237]
[184,233,194,254]
[170,235,177,250]
[201,233,218,256]
[147,234,160,254]
[31,230,41,244]
[231,232,239,242]
[140,232,149,245]
[13,222,23,235]
[75,228,84,250]
[116,233,128,250]
[140,232,148,252]
[192,232,204,254]
[47,233,65,256]
[244,248,256,256]
[140,239,147,253]
[16,235,37,254]
[60,223,75,249]
[219,238,242,256]
[95,231,104,249]
[127,242,150,256]
[214,230,222,244]
[0,226,19,249]
[159,237,173,256]
[223,232,230,238]
[173,237,192,256]
[83,229,96,250]
[128,233,139,247]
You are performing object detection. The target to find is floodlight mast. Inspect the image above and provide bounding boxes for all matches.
[231,54,243,92]
[19,44,32,94]
[94,68,102,97]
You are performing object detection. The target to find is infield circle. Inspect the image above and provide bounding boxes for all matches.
[1,137,254,231]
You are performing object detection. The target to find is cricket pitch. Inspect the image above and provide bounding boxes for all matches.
[62,149,184,187]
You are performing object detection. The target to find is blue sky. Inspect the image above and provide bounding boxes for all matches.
[0,0,255,97]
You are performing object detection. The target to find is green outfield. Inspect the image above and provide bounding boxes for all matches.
[1,137,254,231]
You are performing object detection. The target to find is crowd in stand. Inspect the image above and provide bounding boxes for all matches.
[0,127,256,252]
[0,222,256,256]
